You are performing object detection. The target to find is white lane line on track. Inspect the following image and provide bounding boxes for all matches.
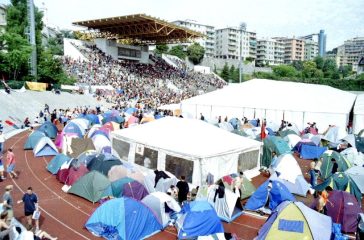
[231,221,260,230]
[24,150,91,216]
[9,133,91,240]
[243,211,268,219]
[164,229,177,236]
[11,179,91,240]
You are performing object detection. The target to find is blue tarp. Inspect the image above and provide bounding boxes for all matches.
[177,201,224,239]
[47,154,70,174]
[85,197,162,240]
[300,144,327,159]
[278,219,304,233]
[245,180,295,211]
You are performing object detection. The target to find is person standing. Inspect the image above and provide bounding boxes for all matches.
[0,154,5,181]
[6,148,17,178]
[2,185,14,224]
[0,131,5,153]
[176,176,189,204]
[17,187,40,231]
[309,161,318,187]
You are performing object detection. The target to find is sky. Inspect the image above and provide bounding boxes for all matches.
[1,0,364,50]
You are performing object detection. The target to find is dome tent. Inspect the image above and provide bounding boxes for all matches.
[85,197,162,239]
[257,201,332,240]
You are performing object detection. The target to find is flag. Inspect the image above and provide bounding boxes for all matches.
[260,122,267,140]
[5,120,19,129]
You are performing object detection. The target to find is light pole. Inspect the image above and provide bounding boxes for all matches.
[239,23,246,83]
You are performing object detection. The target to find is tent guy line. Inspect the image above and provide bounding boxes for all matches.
[23,149,91,217]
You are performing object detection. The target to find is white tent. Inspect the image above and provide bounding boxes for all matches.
[322,126,347,144]
[33,137,58,157]
[272,154,302,183]
[196,185,243,222]
[141,192,181,228]
[284,134,301,149]
[111,117,262,186]
[92,134,111,153]
[181,79,357,132]
[353,94,364,134]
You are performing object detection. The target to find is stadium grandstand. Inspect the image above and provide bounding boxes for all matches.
[64,14,227,109]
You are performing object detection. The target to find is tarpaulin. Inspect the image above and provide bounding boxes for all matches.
[25,81,47,91]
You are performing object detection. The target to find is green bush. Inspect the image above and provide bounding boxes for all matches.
[0,80,25,89]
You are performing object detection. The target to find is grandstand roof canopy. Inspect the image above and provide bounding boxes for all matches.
[73,14,204,45]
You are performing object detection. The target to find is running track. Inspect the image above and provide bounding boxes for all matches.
[5,131,267,240]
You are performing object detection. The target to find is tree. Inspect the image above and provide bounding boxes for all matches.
[302,61,317,78]
[0,32,32,80]
[168,45,186,60]
[322,58,338,78]
[339,65,352,78]
[220,63,230,81]
[154,44,169,55]
[291,60,304,71]
[272,65,297,78]
[38,50,75,84]
[314,56,324,70]
[187,43,205,65]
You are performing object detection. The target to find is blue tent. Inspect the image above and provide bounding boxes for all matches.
[299,144,327,159]
[63,122,83,138]
[33,137,58,157]
[47,154,70,174]
[85,197,162,240]
[125,107,137,115]
[245,180,295,212]
[24,131,46,150]
[90,130,109,140]
[38,121,58,139]
[84,114,100,125]
[257,201,332,240]
[175,201,224,239]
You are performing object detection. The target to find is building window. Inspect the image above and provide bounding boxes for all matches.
[135,146,158,169]
[238,150,259,172]
[118,47,141,58]
[112,139,130,160]
[165,155,194,183]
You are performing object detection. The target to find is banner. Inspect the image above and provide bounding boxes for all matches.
[25,81,47,91]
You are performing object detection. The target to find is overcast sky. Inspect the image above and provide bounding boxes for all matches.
[1,0,363,50]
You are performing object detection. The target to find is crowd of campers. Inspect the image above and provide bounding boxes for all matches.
[0,101,360,240]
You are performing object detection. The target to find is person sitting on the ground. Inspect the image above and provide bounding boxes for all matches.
[0,211,13,239]
[16,224,58,240]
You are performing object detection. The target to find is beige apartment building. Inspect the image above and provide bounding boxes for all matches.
[274,37,305,64]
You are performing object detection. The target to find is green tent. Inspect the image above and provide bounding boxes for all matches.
[262,136,291,167]
[278,129,297,138]
[110,177,134,198]
[320,151,352,180]
[24,131,46,150]
[68,171,112,203]
[314,172,362,203]
[355,135,364,153]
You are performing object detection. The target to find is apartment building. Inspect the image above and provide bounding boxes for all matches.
[0,4,6,32]
[274,37,305,64]
[256,38,284,66]
[215,27,256,61]
[304,40,319,61]
[336,37,364,67]
[172,20,215,57]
